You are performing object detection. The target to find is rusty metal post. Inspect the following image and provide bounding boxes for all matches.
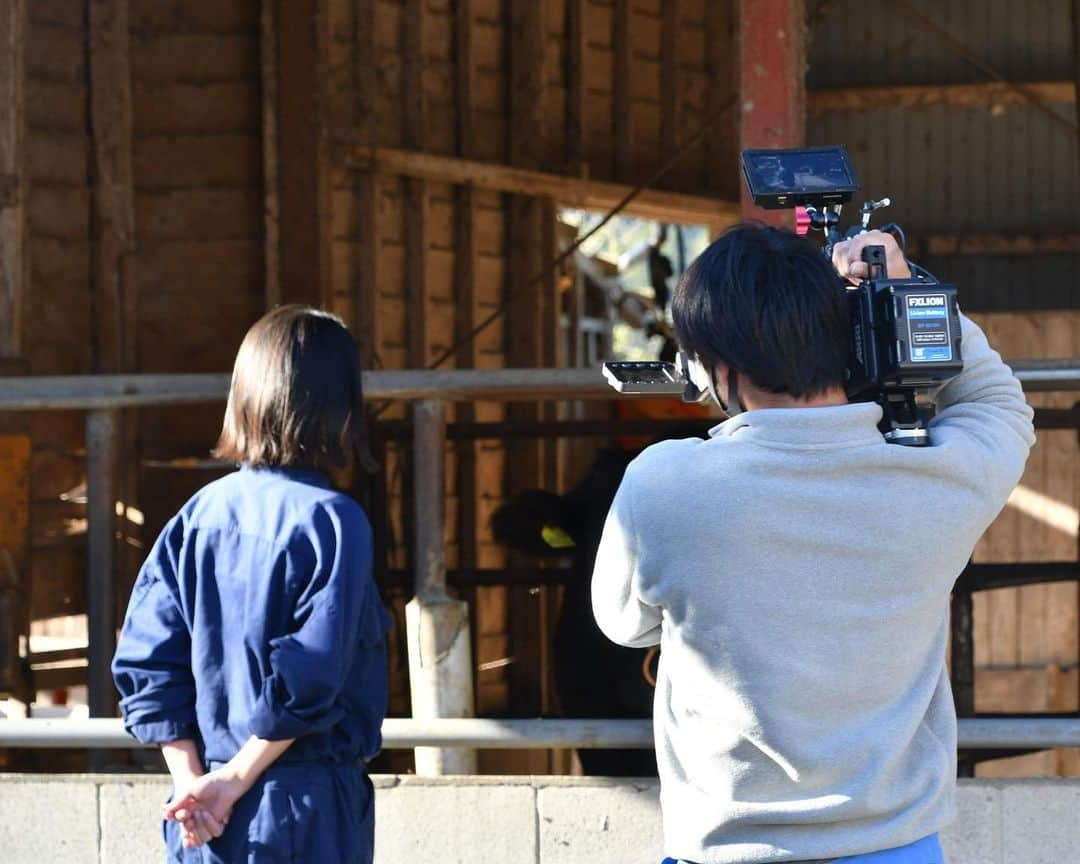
[405,399,477,775]
[86,408,118,719]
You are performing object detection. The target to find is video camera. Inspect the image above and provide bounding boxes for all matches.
[603,145,963,446]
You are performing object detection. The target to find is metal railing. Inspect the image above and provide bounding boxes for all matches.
[2,361,1079,771]
[2,716,1080,750]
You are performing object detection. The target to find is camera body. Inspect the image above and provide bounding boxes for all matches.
[744,145,964,443]
[603,145,963,444]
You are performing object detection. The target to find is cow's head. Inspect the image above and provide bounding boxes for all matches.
[491,448,637,560]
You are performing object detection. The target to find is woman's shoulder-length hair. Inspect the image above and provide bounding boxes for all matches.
[213,304,372,472]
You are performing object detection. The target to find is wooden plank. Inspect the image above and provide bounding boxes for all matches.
[0,0,27,358]
[128,1,258,36]
[260,0,280,308]
[738,0,805,225]
[808,81,1075,114]
[0,436,30,571]
[705,0,737,201]
[135,188,262,241]
[129,33,259,84]
[1072,2,1080,191]
[909,232,1080,257]
[347,146,741,227]
[133,135,262,189]
[133,82,260,134]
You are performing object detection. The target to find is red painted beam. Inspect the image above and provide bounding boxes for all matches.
[739,0,806,226]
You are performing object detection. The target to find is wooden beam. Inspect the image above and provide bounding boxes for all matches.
[404,0,427,368]
[507,0,549,732]
[613,0,632,182]
[808,80,1075,114]
[660,0,682,191]
[277,0,331,307]
[260,0,281,309]
[705,1,739,203]
[354,0,379,368]
[738,0,805,225]
[454,0,478,552]
[0,0,26,360]
[89,0,136,374]
[1073,2,1080,228]
[565,0,586,175]
[909,232,1080,257]
[347,147,741,230]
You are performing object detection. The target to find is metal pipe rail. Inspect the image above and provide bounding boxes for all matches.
[2,717,1080,751]
[2,361,1077,771]
[0,360,1076,411]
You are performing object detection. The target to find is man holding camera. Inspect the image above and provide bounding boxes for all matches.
[592,225,1034,863]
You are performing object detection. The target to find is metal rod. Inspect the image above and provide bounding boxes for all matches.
[408,399,477,774]
[413,400,447,600]
[1,362,1078,411]
[85,409,117,720]
[3,717,1080,750]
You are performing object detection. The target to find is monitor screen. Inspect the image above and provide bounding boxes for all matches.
[741,146,859,208]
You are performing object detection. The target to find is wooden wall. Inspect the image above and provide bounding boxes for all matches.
[25,0,95,626]
[9,0,1076,781]
[17,0,266,646]
[971,312,1080,777]
[327,0,739,771]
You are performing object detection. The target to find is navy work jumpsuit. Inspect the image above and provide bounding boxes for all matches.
[113,466,391,863]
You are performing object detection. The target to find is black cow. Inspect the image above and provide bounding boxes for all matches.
[492,448,658,776]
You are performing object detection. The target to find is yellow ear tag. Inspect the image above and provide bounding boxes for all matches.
[541,524,576,549]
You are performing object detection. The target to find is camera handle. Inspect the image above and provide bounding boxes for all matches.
[859,244,933,447]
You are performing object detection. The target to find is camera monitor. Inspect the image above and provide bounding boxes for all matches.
[741,146,859,210]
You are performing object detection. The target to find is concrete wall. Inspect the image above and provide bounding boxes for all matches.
[1,774,1079,863]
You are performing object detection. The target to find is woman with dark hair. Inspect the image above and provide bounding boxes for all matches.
[113,305,390,863]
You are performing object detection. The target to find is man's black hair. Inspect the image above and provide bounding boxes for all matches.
[671,223,850,399]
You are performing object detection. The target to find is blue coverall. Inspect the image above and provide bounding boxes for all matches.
[113,466,391,863]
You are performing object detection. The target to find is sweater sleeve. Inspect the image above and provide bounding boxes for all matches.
[591,472,662,648]
[929,314,1036,507]
[112,518,197,744]
[249,503,388,741]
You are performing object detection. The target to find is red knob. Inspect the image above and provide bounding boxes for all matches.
[795,206,812,236]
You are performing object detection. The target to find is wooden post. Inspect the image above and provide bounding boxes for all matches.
[613,0,633,183]
[88,0,136,376]
[0,0,26,360]
[277,0,331,307]
[404,0,428,368]
[86,410,118,719]
[354,0,379,367]
[261,0,282,309]
[454,0,479,635]
[738,0,806,225]
[1070,1,1080,196]
[406,401,477,775]
[565,0,586,175]
[506,0,550,730]
[705,1,739,202]
[661,0,682,190]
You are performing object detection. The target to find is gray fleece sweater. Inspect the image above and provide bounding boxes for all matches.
[591,316,1034,863]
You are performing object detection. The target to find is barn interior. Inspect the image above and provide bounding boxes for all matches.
[0,0,1078,781]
